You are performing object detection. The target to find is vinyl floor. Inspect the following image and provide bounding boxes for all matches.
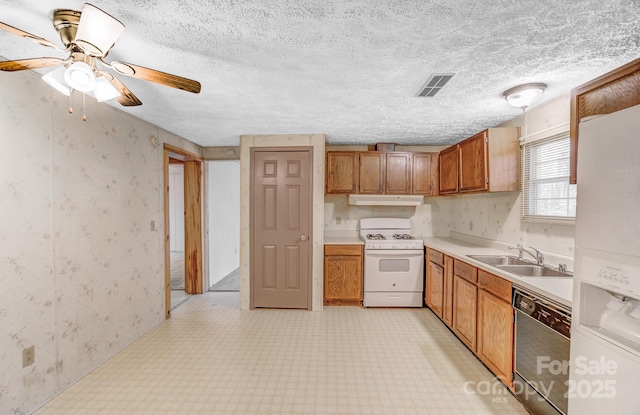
[34,292,529,415]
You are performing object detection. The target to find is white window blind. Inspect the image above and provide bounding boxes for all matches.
[522,132,577,222]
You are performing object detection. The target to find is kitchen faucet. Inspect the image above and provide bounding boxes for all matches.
[509,244,545,265]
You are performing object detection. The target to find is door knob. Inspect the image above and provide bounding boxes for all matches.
[300,235,308,241]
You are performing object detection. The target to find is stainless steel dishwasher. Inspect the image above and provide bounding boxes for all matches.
[512,288,571,415]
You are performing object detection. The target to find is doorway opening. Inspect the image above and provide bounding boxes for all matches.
[168,160,190,308]
[163,145,203,318]
[207,160,240,292]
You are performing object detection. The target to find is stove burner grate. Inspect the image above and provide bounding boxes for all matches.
[366,233,386,240]
[393,233,416,240]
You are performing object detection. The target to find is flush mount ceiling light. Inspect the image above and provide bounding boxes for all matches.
[502,82,547,110]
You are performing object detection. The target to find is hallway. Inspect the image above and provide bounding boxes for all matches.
[34,293,527,415]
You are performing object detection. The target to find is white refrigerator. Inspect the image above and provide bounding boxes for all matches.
[568,104,640,414]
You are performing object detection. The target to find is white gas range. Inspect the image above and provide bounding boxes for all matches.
[359,218,424,307]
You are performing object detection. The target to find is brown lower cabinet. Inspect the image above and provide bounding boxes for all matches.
[425,248,444,316]
[323,245,363,305]
[442,256,454,327]
[452,261,478,352]
[425,245,515,387]
[477,270,514,387]
[425,248,454,327]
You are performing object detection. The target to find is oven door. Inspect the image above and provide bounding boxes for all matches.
[364,249,424,292]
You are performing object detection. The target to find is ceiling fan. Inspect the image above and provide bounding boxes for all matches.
[0,3,201,107]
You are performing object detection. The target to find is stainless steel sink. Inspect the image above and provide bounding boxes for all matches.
[496,264,572,278]
[466,254,572,278]
[466,254,532,266]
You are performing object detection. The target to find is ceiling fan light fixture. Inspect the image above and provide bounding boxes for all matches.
[93,76,120,102]
[74,3,125,57]
[42,66,71,96]
[502,82,547,110]
[64,61,96,92]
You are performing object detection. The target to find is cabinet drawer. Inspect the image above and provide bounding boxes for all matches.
[325,245,363,256]
[428,248,444,266]
[478,270,511,303]
[454,259,477,284]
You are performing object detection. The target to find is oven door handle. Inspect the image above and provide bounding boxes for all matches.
[365,249,424,256]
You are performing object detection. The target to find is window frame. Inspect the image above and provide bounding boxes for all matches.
[521,130,577,224]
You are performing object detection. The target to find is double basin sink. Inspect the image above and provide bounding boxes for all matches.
[466,255,572,278]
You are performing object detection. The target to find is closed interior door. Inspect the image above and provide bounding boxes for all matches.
[252,149,312,309]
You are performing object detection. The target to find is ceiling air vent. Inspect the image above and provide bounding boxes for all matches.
[417,73,454,97]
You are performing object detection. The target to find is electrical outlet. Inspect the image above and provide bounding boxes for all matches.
[150,220,156,231]
[22,346,35,368]
[336,216,342,224]
[469,221,473,231]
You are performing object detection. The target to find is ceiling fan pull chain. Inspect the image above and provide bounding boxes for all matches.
[82,92,87,122]
[68,91,73,114]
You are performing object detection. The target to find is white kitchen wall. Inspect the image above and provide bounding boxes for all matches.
[324,95,575,264]
[207,160,240,286]
[0,69,201,415]
[169,164,185,251]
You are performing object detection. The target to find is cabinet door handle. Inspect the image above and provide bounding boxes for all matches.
[300,235,308,241]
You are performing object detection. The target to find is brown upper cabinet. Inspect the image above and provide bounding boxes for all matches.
[459,131,488,192]
[439,127,520,195]
[412,152,439,196]
[359,151,412,195]
[326,150,438,195]
[326,151,358,194]
[358,152,386,194]
[385,152,412,194]
[570,58,640,184]
[438,145,459,194]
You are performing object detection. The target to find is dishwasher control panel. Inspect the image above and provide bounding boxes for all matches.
[514,290,571,339]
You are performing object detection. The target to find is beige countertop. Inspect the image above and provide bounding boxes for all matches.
[322,231,573,308]
[324,236,364,245]
[324,231,364,245]
[421,237,573,309]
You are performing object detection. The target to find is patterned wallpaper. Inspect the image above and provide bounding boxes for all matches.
[0,70,197,414]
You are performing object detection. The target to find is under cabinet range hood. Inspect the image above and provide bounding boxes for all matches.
[348,194,424,206]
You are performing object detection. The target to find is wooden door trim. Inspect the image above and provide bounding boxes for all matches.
[164,143,202,161]
[163,144,203,319]
[163,150,171,318]
[184,160,204,295]
[249,146,314,310]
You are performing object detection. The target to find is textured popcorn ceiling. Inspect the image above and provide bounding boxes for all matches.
[1,0,639,146]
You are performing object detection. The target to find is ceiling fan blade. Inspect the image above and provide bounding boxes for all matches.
[0,22,62,50]
[98,71,142,106]
[107,60,201,94]
[0,57,66,72]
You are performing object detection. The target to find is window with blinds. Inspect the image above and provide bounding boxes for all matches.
[521,132,577,222]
